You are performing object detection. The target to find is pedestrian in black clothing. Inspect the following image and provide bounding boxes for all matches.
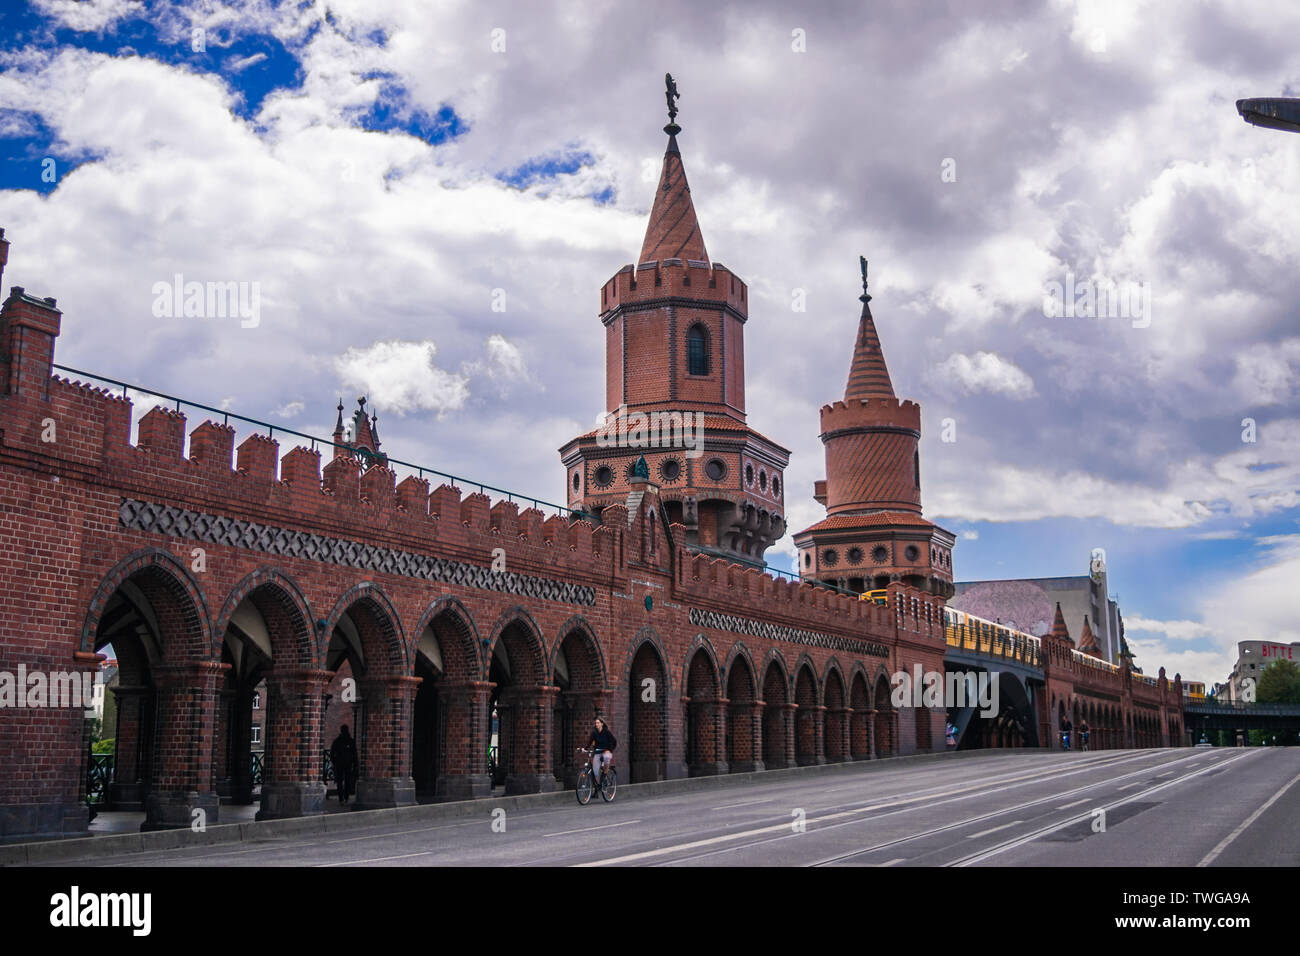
[330,725,359,805]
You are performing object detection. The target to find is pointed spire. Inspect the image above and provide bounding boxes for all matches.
[844,257,896,401]
[1050,602,1073,643]
[1079,615,1101,656]
[639,74,708,264]
[334,397,344,434]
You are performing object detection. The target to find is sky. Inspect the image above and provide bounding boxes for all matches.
[1,0,1297,689]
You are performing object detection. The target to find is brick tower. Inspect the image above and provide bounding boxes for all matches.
[794,259,955,596]
[559,76,789,563]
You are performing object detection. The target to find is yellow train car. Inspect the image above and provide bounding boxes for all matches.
[1182,681,1206,702]
[859,589,888,606]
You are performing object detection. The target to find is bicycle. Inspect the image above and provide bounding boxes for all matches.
[575,747,617,805]
[1079,730,1090,752]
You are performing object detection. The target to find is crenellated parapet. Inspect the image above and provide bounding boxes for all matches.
[600,259,747,321]
[818,397,921,436]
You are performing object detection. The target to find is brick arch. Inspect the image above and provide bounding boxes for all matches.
[409,595,483,681]
[621,626,673,695]
[319,582,408,675]
[682,634,722,699]
[211,567,315,666]
[872,669,895,757]
[822,658,847,707]
[759,647,792,699]
[793,653,822,700]
[80,547,211,660]
[486,606,549,686]
[550,615,607,691]
[722,641,758,698]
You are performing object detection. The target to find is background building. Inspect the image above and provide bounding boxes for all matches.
[947,549,1123,662]
[1223,640,1300,701]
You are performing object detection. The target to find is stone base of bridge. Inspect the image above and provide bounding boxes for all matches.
[0,802,90,842]
[436,773,492,800]
[143,790,220,831]
[256,782,326,821]
[505,773,562,795]
[689,761,730,777]
[355,777,418,810]
[728,759,764,773]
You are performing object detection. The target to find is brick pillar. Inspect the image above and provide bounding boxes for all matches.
[868,708,880,758]
[435,679,492,800]
[689,697,729,776]
[257,668,331,820]
[826,706,851,762]
[797,704,827,766]
[783,702,798,768]
[143,660,227,831]
[501,684,561,795]
[354,675,420,809]
[727,700,763,772]
[108,684,149,810]
[212,685,234,800]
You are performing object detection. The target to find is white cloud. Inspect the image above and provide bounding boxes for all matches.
[935,351,1036,399]
[334,340,470,417]
[272,400,305,419]
[32,0,143,33]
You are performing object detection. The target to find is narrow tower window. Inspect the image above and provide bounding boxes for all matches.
[687,323,709,375]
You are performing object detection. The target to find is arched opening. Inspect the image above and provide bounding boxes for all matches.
[761,661,791,769]
[824,668,847,762]
[322,589,412,810]
[849,672,871,759]
[725,654,760,772]
[628,641,669,783]
[409,603,487,801]
[794,664,821,765]
[216,577,314,821]
[686,648,725,776]
[873,673,894,758]
[487,617,556,794]
[90,555,214,831]
[552,625,606,788]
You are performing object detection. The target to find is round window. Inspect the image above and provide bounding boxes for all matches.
[705,459,726,481]
[758,470,768,491]
[872,546,889,563]
[772,476,781,496]
[905,545,920,561]
[593,466,614,487]
[803,552,811,568]
[745,463,754,486]
[660,458,681,482]
[822,548,839,567]
[847,546,863,564]
[572,472,580,491]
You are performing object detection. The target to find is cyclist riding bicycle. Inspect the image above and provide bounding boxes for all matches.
[1061,716,1072,750]
[587,717,617,785]
[1080,719,1090,751]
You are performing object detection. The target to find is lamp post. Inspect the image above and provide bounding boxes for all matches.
[1237,97,1300,134]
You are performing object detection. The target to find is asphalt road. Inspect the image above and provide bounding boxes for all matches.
[39,748,1300,867]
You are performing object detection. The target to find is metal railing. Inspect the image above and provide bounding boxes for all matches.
[87,753,114,804]
[52,364,597,523]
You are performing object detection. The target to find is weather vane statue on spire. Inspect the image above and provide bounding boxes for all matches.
[664,73,681,135]
[859,255,871,303]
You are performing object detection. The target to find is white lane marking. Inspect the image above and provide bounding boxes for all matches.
[545,819,641,838]
[1157,771,1174,777]
[1116,782,1142,790]
[966,820,1022,839]
[1198,768,1300,867]
[1056,799,1089,810]
[951,750,1259,867]
[712,798,774,810]
[580,750,1199,867]
[877,857,906,866]
[317,850,439,867]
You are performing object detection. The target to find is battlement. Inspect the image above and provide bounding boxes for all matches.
[0,372,633,590]
[819,397,921,434]
[672,536,944,647]
[599,259,747,317]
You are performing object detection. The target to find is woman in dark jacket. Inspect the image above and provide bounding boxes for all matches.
[588,718,616,782]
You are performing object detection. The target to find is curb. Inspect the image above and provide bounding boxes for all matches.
[3,747,1046,865]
